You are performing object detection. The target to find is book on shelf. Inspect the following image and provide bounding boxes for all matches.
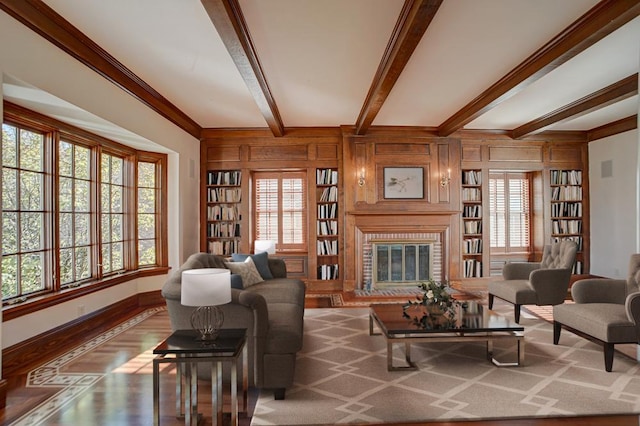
[463,205,481,218]
[207,187,242,203]
[551,186,582,201]
[208,240,238,256]
[551,170,582,185]
[551,202,582,217]
[464,220,482,234]
[318,264,339,280]
[462,171,482,185]
[319,186,338,202]
[208,222,241,238]
[462,187,481,201]
[317,203,338,219]
[552,236,583,251]
[317,220,338,236]
[463,238,483,254]
[463,259,482,278]
[552,219,582,235]
[317,239,339,255]
[207,170,241,186]
[207,205,239,221]
[316,169,338,185]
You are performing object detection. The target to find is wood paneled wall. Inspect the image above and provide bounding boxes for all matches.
[201,126,588,290]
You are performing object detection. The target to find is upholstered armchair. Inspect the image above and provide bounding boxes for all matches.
[488,240,578,323]
[553,254,640,372]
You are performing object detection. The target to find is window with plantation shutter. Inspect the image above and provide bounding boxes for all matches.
[489,172,531,254]
[254,171,307,251]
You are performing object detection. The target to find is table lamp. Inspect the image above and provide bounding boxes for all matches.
[254,240,276,255]
[181,268,231,341]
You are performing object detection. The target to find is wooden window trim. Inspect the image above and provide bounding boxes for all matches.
[2,102,169,318]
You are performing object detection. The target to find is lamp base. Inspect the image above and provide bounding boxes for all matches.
[190,305,224,341]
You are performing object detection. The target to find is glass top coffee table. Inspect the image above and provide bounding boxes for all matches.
[369,301,524,371]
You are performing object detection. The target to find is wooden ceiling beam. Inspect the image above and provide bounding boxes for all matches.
[201,0,285,137]
[588,114,638,141]
[0,0,202,139]
[437,0,640,137]
[354,0,443,136]
[511,74,638,139]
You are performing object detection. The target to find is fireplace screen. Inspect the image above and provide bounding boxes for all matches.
[373,242,433,286]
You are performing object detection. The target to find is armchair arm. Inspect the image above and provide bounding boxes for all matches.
[503,262,541,280]
[571,278,627,304]
[529,268,572,305]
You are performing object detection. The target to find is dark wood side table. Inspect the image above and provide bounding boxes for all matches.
[153,328,248,426]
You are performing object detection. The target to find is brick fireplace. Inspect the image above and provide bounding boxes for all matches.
[344,212,458,292]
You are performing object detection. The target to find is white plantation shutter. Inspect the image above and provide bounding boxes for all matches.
[489,172,531,254]
[254,171,307,251]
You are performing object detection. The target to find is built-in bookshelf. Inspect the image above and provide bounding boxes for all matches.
[462,170,483,278]
[206,170,242,255]
[316,168,339,280]
[550,169,584,274]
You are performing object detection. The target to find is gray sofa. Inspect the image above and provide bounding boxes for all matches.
[161,252,305,400]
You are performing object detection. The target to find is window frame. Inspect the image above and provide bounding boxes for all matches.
[2,102,168,320]
[252,170,308,253]
[489,171,532,255]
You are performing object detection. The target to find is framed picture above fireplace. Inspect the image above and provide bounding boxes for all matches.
[383,167,424,199]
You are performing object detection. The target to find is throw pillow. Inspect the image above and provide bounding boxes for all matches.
[231,251,274,280]
[225,257,264,288]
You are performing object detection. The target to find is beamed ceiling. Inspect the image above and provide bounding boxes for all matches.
[1,0,639,144]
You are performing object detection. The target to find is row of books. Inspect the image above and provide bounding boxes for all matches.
[207,205,239,221]
[552,219,582,235]
[317,220,338,236]
[318,203,338,219]
[462,205,482,218]
[207,223,241,238]
[463,220,482,234]
[207,240,238,256]
[551,201,582,218]
[463,259,482,278]
[551,170,582,185]
[207,188,241,203]
[463,238,482,254]
[462,187,481,201]
[207,170,241,186]
[551,186,582,201]
[573,260,584,275]
[552,236,584,251]
[462,170,482,185]
[317,239,339,256]
[318,264,339,280]
[319,186,339,202]
[316,169,338,185]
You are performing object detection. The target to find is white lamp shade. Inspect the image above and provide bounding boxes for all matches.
[181,268,231,307]
[254,240,276,254]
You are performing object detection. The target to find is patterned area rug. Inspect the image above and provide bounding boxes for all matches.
[251,304,640,425]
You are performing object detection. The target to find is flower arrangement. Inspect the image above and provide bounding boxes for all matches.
[403,279,459,329]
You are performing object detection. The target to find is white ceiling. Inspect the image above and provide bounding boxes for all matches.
[4,0,640,141]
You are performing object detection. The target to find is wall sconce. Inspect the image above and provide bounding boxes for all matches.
[440,168,451,187]
[358,168,365,187]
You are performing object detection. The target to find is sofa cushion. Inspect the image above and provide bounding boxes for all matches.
[225,257,264,288]
[554,303,637,343]
[232,252,274,280]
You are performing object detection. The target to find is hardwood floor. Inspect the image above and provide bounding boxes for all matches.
[1,293,639,426]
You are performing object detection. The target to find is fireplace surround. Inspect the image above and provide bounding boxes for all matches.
[345,213,457,292]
